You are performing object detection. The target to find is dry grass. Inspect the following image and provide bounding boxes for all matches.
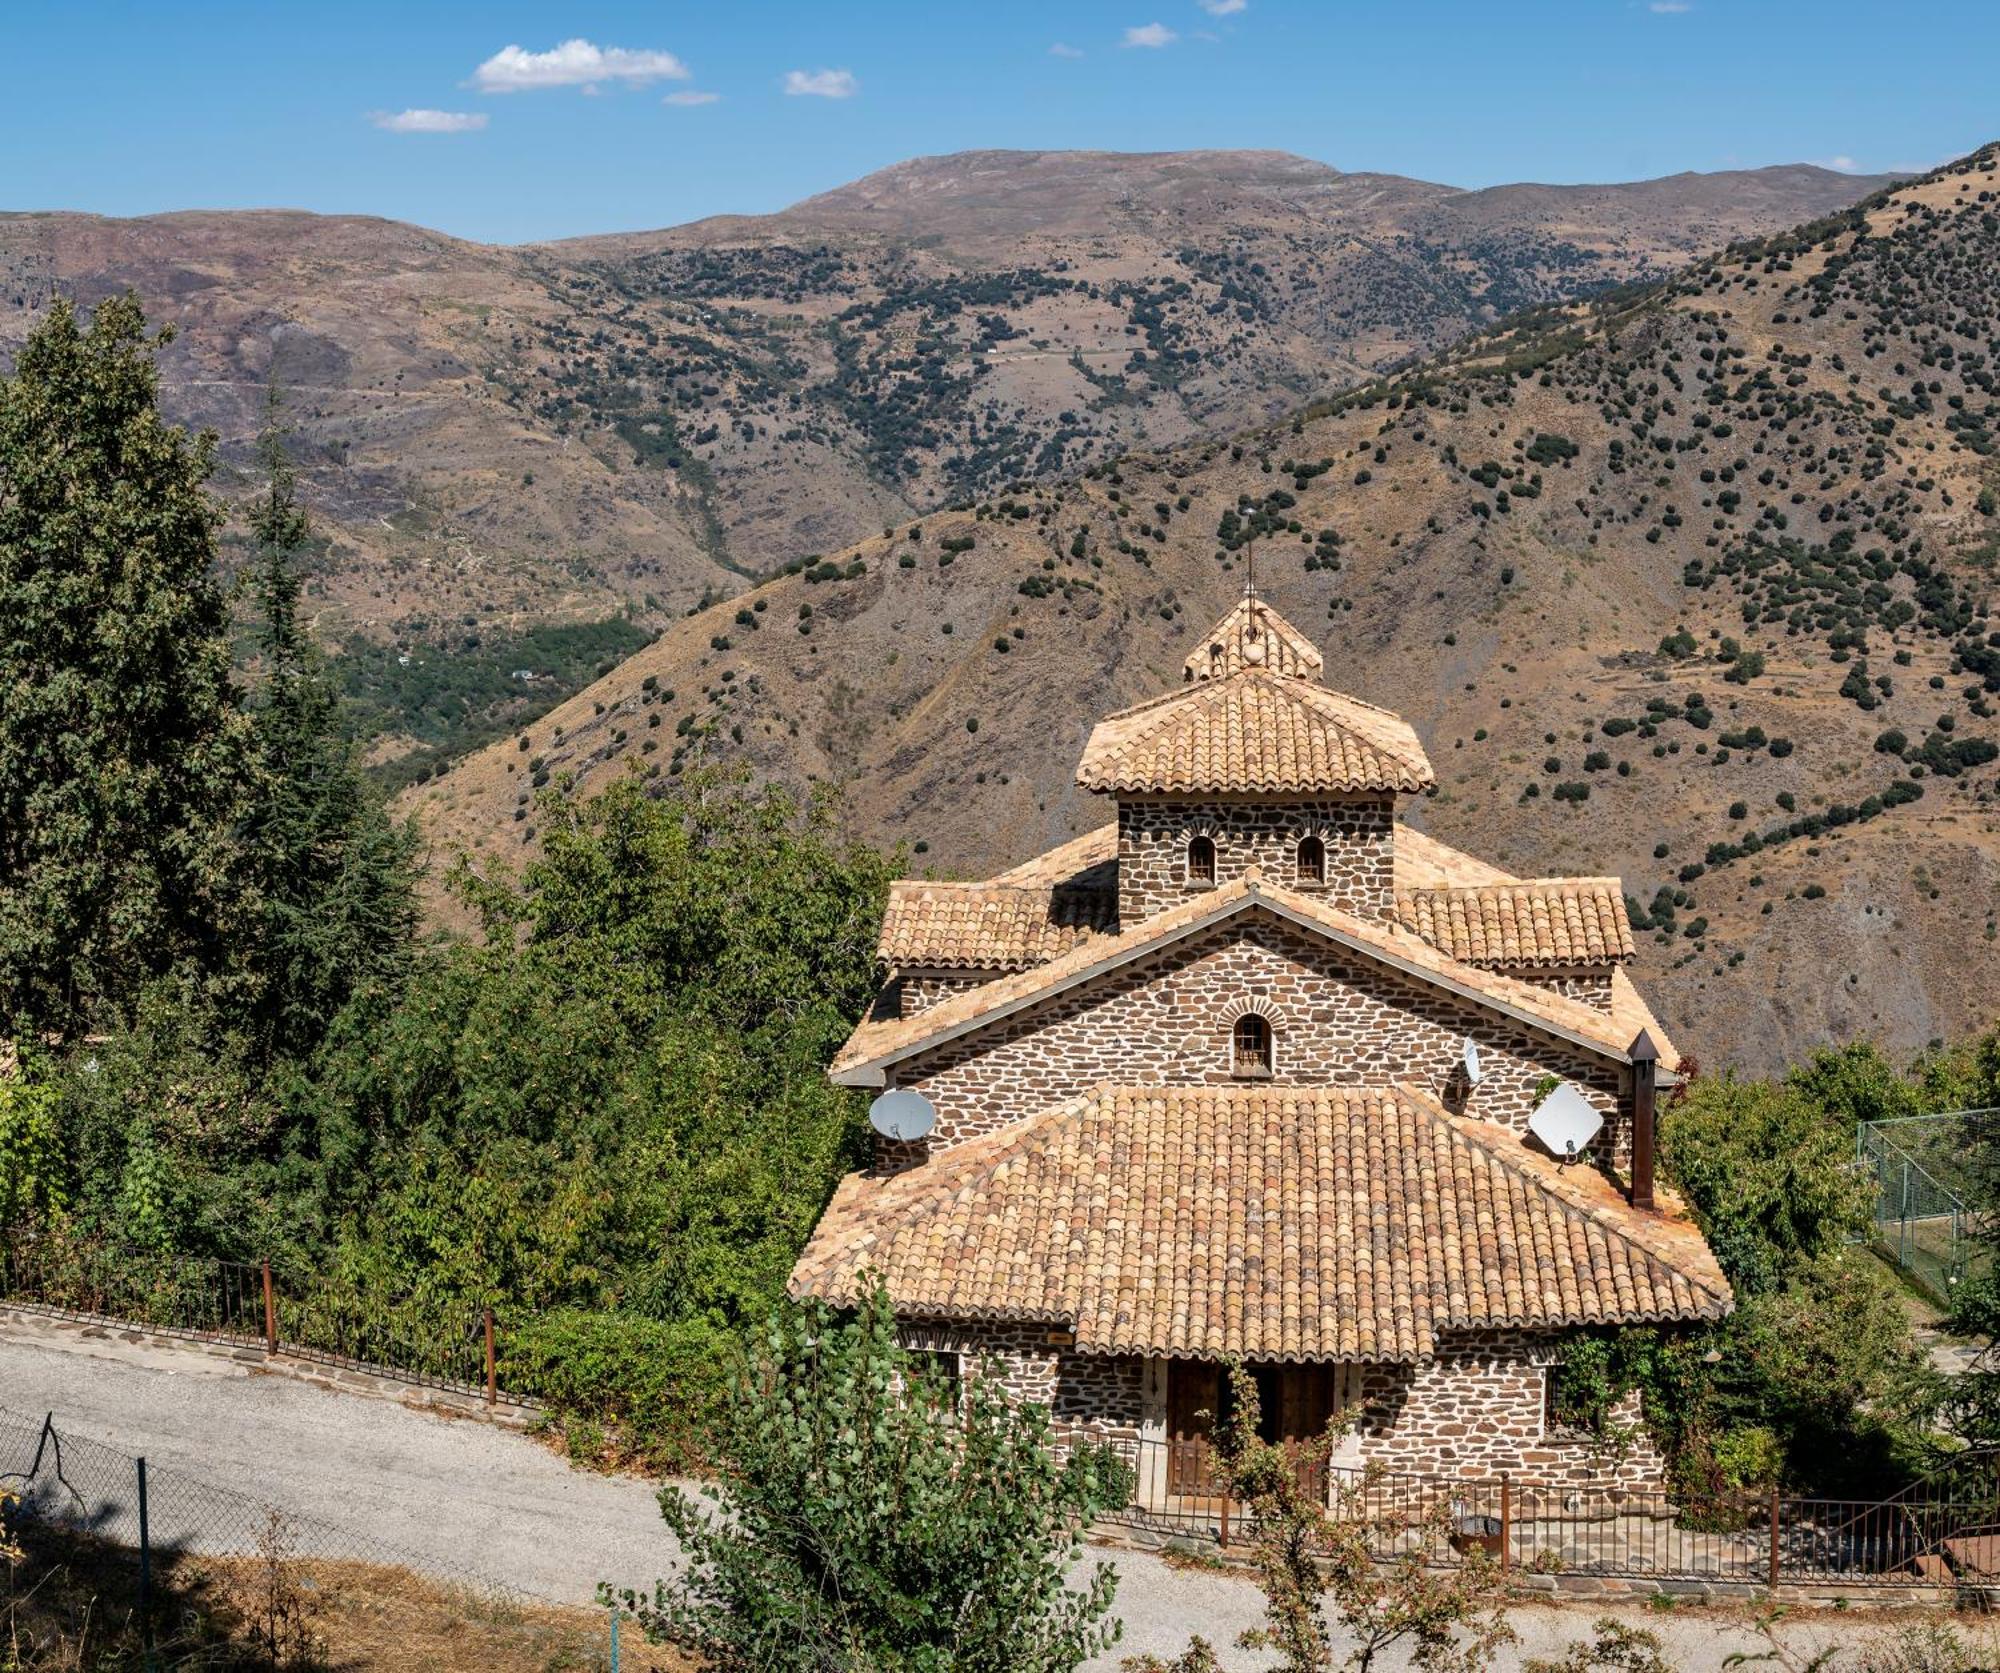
[2,1522,693,1671]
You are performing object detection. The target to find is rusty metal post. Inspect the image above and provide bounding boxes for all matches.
[1500,1473,1512,1573]
[261,1260,277,1356]
[484,1307,498,1406]
[1768,1484,1782,1588]
[1218,1486,1230,1549]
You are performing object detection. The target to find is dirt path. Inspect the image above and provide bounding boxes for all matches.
[0,1323,1954,1670]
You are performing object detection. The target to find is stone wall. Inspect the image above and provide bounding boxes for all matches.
[895,970,990,1017]
[1352,1328,1668,1490]
[1514,967,1615,1012]
[1117,798,1396,924]
[888,913,1627,1162]
[898,1318,1145,1441]
[898,1316,1668,1492]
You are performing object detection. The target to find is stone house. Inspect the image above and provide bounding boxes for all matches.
[790,596,1730,1499]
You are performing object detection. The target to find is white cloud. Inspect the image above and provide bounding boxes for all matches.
[1648,2,1691,11]
[371,109,488,134]
[663,90,721,106]
[473,39,690,94]
[1049,41,1085,58]
[1814,155,1863,173]
[1197,0,1247,14]
[1123,21,1178,47]
[784,67,859,98]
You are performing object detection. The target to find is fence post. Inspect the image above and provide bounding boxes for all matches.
[484,1307,497,1406]
[1500,1473,1512,1573]
[610,1609,620,1673]
[1768,1483,1782,1589]
[261,1260,278,1356]
[1218,1486,1230,1550]
[138,1455,156,1672]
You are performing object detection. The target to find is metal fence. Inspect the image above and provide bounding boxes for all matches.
[1857,1108,1999,1298]
[1053,1428,2000,1590]
[0,1231,521,1408]
[0,1404,526,1604]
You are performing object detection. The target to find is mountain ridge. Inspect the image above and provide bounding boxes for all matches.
[407,143,2000,1073]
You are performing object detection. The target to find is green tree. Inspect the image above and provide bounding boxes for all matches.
[1188,1363,1513,1673]
[0,296,251,1038]
[620,1288,1126,1672]
[239,390,416,1061]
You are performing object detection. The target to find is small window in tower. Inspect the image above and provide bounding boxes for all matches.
[1186,834,1216,886]
[1296,834,1326,886]
[1232,1013,1273,1078]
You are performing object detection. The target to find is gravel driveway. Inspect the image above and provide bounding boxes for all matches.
[0,1323,1940,1670]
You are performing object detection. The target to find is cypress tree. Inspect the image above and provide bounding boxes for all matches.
[0,296,251,1038]
[241,390,417,1060]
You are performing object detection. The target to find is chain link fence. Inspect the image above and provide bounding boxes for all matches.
[1857,1108,1999,1299]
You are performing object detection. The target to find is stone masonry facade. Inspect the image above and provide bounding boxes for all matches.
[886,913,1629,1164]
[900,1317,1663,1497]
[1351,1328,1666,1490]
[1117,797,1396,924]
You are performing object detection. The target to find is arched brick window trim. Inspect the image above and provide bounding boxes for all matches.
[1220,996,1283,1078]
[1231,1014,1274,1078]
[1296,833,1326,885]
[1185,833,1216,885]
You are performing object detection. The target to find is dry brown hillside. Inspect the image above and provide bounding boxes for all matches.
[410,144,2000,1074]
[0,150,1889,778]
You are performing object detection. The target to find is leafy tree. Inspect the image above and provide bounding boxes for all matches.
[0,296,251,1038]
[238,391,417,1062]
[619,1287,1126,1672]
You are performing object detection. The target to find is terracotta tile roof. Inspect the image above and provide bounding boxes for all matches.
[878,882,1118,972]
[1182,598,1325,683]
[986,824,1117,890]
[790,1083,1731,1361]
[1392,824,1516,892]
[832,871,1643,1085]
[1075,669,1436,797]
[1398,880,1636,968]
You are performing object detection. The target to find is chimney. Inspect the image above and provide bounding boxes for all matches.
[1629,1028,1659,1211]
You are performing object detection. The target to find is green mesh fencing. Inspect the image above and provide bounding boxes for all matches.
[1856,1108,1998,1301]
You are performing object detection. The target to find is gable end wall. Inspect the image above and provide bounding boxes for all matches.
[886,914,1628,1163]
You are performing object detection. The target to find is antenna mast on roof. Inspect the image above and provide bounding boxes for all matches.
[1242,543,1264,653]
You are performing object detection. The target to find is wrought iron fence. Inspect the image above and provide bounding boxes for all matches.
[1052,1427,2000,1589]
[0,1230,521,1408]
[1856,1107,1999,1298]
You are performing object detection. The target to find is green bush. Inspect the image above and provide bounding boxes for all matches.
[501,1308,734,1470]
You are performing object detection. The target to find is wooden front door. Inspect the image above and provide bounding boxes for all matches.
[1166,1362,1342,1496]
[1167,1363,1223,1495]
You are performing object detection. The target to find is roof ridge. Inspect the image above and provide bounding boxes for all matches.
[1406,1087,1733,1311]
[1402,876,1625,893]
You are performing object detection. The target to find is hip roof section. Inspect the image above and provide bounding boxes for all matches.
[1075,668,1436,797]
[790,1082,1731,1362]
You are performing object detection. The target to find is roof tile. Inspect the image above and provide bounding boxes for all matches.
[791,1084,1731,1360]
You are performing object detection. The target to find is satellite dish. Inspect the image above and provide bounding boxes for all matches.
[869,1089,937,1143]
[1527,1082,1604,1164]
[1461,1037,1483,1086]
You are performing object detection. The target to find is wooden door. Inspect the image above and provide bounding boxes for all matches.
[1167,1362,1222,1495]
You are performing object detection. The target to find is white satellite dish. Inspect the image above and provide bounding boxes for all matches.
[1527,1082,1603,1163]
[869,1089,937,1143]
[1461,1036,1483,1086]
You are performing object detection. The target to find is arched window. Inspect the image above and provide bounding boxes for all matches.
[1186,834,1216,886]
[1232,1013,1273,1078]
[1296,834,1326,886]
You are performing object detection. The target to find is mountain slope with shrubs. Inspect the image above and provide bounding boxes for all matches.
[414,144,2000,1070]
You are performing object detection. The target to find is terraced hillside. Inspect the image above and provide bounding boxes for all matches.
[0,152,1889,779]
[410,145,2000,1071]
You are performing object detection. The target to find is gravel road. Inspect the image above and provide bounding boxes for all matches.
[0,1324,1937,1670]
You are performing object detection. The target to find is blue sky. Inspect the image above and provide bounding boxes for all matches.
[4,2,1993,244]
